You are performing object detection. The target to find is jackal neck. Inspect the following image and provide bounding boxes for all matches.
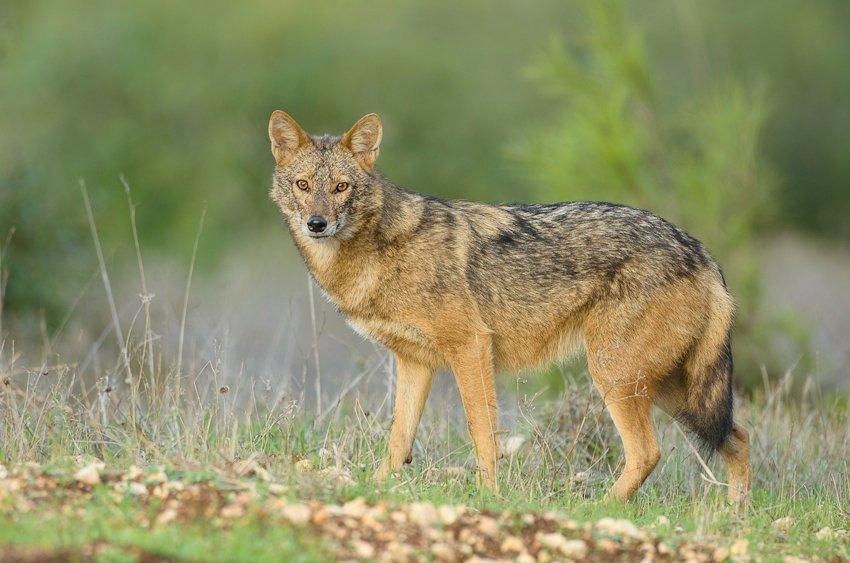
[289,179,422,313]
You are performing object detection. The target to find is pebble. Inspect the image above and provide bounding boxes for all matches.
[730,539,749,556]
[500,536,525,553]
[342,497,369,518]
[73,463,103,486]
[477,516,500,537]
[815,527,834,540]
[595,517,643,540]
[408,501,439,526]
[281,503,311,525]
[772,517,794,531]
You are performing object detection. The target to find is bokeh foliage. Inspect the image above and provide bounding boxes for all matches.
[0,0,571,317]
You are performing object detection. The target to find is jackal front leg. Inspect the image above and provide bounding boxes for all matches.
[449,331,499,491]
[376,356,435,481]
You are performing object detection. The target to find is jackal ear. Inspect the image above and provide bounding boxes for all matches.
[268,110,310,165]
[342,113,382,170]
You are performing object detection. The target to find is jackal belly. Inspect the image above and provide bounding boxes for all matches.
[490,315,585,372]
[345,315,441,366]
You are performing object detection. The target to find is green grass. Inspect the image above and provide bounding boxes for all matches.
[1,496,326,562]
[1,457,847,561]
[1,382,848,562]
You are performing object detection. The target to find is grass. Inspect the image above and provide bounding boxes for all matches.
[0,196,848,561]
[1,340,847,561]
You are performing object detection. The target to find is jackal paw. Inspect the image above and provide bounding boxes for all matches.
[375,461,393,482]
[727,484,750,504]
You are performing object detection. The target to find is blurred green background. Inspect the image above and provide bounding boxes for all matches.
[1,0,848,386]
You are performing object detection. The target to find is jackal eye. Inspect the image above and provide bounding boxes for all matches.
[334,182,349,193]
[295,179,309,191]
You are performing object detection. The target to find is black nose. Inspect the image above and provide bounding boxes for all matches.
[306,215,328,233]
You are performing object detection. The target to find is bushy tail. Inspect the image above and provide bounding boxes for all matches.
[679,286,735,452]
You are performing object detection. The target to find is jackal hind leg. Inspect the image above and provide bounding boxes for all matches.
[585,326,664,502]
[376,356,435,481]
[599,386,660,502]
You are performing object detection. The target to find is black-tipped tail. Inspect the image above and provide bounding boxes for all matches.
[679,335,734,453]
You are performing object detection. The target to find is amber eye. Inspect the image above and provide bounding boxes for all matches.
[295,179,309,191]
[334,182,349,193]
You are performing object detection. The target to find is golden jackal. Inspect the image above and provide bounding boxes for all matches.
[268,110,750,502]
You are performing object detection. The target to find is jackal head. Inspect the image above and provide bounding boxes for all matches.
[268,110,382,239]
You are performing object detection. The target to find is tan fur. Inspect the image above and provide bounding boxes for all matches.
[268,111,751,502]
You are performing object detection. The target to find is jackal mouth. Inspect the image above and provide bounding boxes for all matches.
[301,222,340,239]
[305,231,335,239]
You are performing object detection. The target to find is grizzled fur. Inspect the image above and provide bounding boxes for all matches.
[268,110,751,502]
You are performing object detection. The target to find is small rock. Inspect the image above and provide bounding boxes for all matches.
[156,508,177,526]
[234,459,271,481]
[713,546,730,562]
[123,465,143,481]
[537,533,587,558]
[655,515,670,527]
[596,539,619,554]
[0,464,8,479]
[595,517,643,540]
[430,542,456,562]
[438,505,460,525]
[773,517,794,531]
[680,546,698,560]
[128,482,148,496]
[478,516,500,537]
[390,510,408,524]
[220,503,245,519]
[543,510,563,521]
[560,539,588,558]
[310,506,332,525]
[730,539,748,556]
[815,527,834,540]
[385,542,411,558]
[408,502,439,526]
[281,503,311,525]
[268,483,287,495]
[500,535,525,553]
[74,463,103,486]
[640,541,656,554]
[342,497,370,518]
[351,540,375,559]
[146,469,168,485]
[321,467,355,486]
[165,480,184,492]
